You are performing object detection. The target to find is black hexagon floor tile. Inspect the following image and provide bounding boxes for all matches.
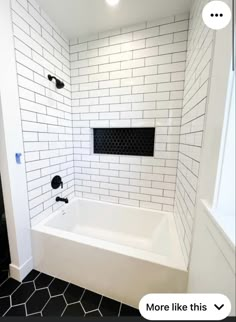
[0,271,8,285]
[81,290,102,312]
[22,270,40,283]
[64,284,84,304]
[120,304,141,316]
[85,310,102,317]
[0,296,10,316]
[42,295,66,316]
[35,273,54,289]
[0,278,20,297]
[63,302,84,317]
[4,304,26,316]
[99,297,121,316]
[28,312,42,317]
[11,282,35,305]
[26,288,50,315]
[0,270,141,317]
[49,278,68,296]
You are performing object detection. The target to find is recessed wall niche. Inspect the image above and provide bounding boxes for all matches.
[93,128,155,157]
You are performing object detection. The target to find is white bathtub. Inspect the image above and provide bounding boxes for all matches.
[31,198,188,308]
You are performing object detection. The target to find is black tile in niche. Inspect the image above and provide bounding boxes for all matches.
[4,304,26,317]
[11,282,35,305]
[0,296,10,316]
[63,303,84,317]
[119,304,141,317]
[42,295,66,316]
[35,273,53,289]
[85,310,102,317]
[64,284,84,304]
[23,270,40,283]
[26,288,50,315]
[81,290,102,312]
[0,278,20,297]
[49,278,68,296]
[93,128,155,157]
[99,297,121,316]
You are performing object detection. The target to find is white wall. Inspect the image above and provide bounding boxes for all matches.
[187,0,235,316]
[11,0,75,225]
[174,0,215,266]
[188,202,235,316]
[0,0,32,281]
[70,14,189,211]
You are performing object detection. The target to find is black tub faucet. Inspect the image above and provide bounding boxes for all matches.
[56,197,69,204]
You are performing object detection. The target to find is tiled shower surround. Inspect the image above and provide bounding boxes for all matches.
[11,0,214,265]
[11,0,75,224]
[71,15,189,211]
[174,0,214,262]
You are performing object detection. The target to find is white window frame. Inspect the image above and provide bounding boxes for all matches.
[212,64,235,244]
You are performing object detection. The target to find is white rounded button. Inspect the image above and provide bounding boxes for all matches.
[202,1,231,30]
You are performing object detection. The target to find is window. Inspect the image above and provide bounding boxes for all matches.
[213,69,235,245]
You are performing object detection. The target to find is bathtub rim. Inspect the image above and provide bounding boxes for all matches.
[31,197,187,272]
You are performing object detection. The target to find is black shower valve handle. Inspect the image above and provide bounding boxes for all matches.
[51,175,64,190]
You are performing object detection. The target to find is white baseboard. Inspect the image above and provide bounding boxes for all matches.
[9,257,33,282]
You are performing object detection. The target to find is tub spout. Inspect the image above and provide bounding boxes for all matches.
[56,197,69,204]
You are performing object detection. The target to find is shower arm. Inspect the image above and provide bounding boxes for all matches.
[48,75,57,82]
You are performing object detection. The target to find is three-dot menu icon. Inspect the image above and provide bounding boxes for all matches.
[202,1,231,30]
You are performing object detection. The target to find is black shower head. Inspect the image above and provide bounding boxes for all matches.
[48,74,65,89]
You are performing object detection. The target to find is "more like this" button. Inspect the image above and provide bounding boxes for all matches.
[139,294,231,320]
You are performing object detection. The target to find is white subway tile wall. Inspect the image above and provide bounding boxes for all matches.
[11,0,75,222]
[70,14,189,212]
[174,0,215,265]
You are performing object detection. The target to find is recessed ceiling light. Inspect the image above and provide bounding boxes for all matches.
[106,0,120,7]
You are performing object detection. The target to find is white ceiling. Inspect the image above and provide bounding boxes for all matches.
[35,0,193,39]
